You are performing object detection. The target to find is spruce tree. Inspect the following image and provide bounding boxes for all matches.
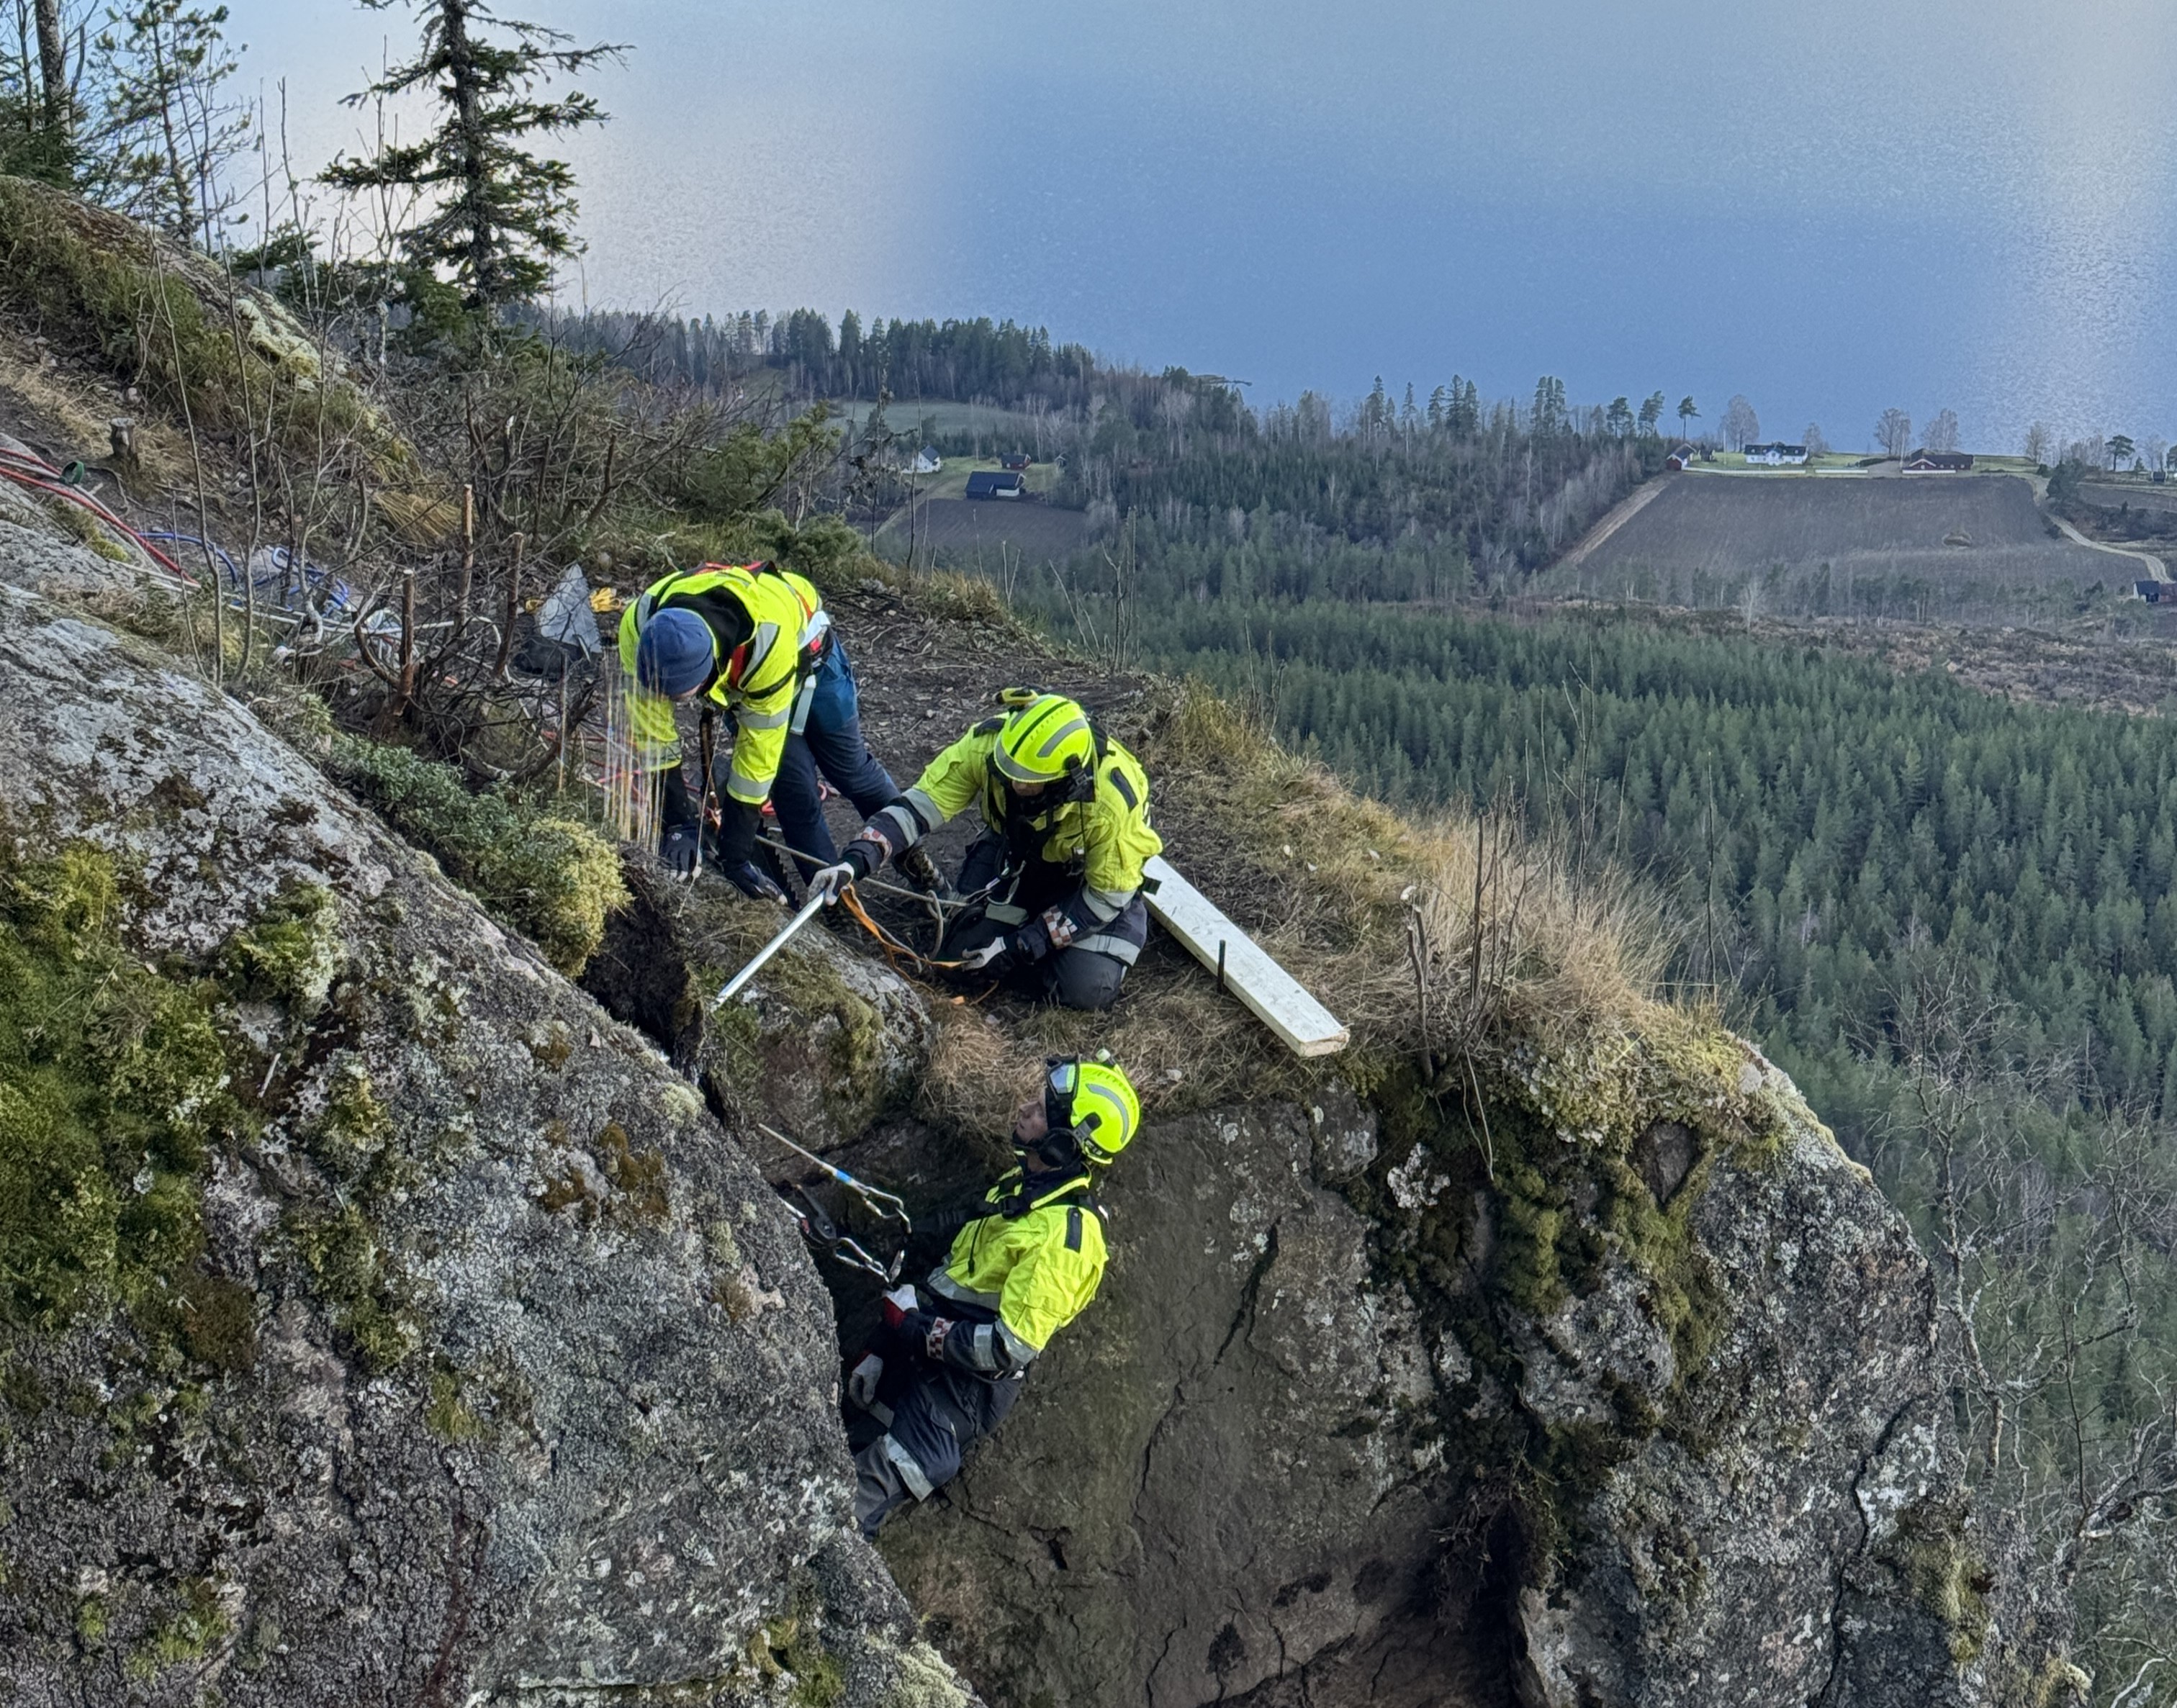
[323,0,625,312]
[86,0,247,248]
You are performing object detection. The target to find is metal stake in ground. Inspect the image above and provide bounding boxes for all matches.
[710,892,828,1008]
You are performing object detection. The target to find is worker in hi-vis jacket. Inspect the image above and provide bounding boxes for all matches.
[846,1056,1138,1536]
[811,690,1163,1009]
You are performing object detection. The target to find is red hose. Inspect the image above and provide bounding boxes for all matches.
[0,450,192,580]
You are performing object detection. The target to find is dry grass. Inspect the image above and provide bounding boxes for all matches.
[1131,686,1675,1079]
[0,343,191,488]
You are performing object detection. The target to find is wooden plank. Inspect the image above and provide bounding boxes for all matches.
[1142,855,1349,1057]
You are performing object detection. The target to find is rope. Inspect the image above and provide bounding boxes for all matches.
[753,831,992,915]
[0,450,191,579]
[839,882,970,973]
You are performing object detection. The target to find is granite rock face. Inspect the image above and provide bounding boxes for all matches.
[874,1034,2014,1708]
[0,569,971,1707]
[0,512,2036,1708]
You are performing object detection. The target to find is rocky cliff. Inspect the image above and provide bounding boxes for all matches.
[0,543,969,1704]
[0,377,2057,1704]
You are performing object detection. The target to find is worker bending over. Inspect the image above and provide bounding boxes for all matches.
[848,1056,1137,1537]
[813,690,1163,1010]
[620,561,935,900]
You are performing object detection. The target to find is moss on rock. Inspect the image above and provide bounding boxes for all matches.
[0,840,240,1335]
[287,1201,416,1372]
[1885,1499,1993,1666]
[123,1576,230,1681]
[329,736,626,977]
[218,880,342,1016]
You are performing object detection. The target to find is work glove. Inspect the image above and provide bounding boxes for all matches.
[811,836,884,905]
[847,1352,884,1410]
[959,936,1016,974]
[880,1284,919,1329]
[721,859,788,905]
[661,821,701,877]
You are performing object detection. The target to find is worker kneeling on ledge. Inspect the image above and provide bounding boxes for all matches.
[811,689,1163,1011]
[847,1056,1138,1537]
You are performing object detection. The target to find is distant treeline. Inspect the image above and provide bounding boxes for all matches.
[526,305,1101,410]
[1046,378,1658,573]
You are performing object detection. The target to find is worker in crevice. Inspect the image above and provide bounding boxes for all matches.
[811,689,1163,1010]
[847,1057,1137,1537]
[619,561,939,900]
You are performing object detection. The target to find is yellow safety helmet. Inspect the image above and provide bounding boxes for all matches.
[993,692,1098,788]
[1043,1055,1140,1165]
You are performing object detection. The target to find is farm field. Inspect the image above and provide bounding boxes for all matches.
[829,397,1057,449]
[2078,480,2177,515]
[1554,471,2122,620]
[874,495,1094,569]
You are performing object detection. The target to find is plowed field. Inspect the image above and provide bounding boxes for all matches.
[1557,474,2122,619]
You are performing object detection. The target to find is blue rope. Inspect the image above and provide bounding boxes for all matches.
[138,533,353,613]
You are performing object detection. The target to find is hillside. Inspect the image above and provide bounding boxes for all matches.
[1554,473,2118,620]
[0,180,2080,1707]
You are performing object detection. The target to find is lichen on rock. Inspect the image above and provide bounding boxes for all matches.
[0,577,976,1707]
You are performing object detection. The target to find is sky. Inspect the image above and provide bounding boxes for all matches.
[219,1,2177,453]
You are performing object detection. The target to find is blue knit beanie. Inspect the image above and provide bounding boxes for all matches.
[635,608,716,695]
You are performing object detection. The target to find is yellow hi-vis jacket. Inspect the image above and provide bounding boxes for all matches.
[865,719,1163,936]
[616,564,829,805]
[924,1170,1106,1373]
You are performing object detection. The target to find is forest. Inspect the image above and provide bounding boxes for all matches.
[533,304,1104,412]
[1010,559,2177,1673]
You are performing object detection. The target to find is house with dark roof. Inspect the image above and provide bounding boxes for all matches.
[1000,453,1032,471]
[1904,451,1975,472]
[965,471,1025,500]
[1744,443,1808,466]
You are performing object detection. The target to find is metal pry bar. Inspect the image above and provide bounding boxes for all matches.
[758,1122,912,1229]
[710,891,827,1008]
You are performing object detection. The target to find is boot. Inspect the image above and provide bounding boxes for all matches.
[896,844,953,899]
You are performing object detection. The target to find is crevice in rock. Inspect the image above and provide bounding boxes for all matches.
[579,864,702,1070]
[1216,1225,1281,1367]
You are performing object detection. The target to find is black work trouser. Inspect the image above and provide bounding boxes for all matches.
[944,835,1145,1011]
[852,1359,1024,1537]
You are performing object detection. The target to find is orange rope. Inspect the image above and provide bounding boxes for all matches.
[839,882,963,972]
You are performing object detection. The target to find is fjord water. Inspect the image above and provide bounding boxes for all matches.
[254,1,2174,451]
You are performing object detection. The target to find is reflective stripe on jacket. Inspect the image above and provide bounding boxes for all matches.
[616,564,828,802]
[926,1170,1106,1370]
